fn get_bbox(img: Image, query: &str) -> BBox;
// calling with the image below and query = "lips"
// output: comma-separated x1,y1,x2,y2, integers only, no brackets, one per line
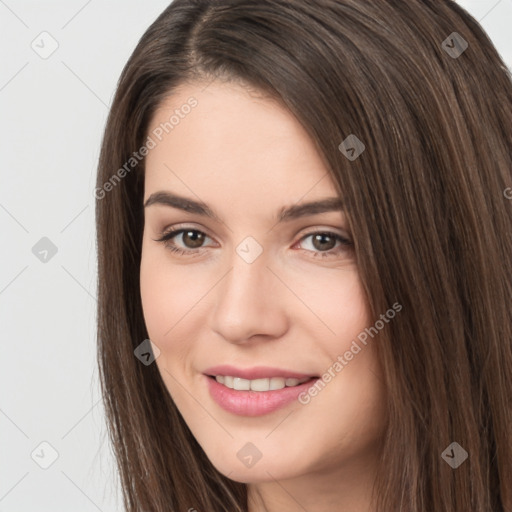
205,374,320,416
202,365,320,416
203,364,318,380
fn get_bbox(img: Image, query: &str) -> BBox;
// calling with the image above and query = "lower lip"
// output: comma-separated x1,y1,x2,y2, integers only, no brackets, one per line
205,375,319,416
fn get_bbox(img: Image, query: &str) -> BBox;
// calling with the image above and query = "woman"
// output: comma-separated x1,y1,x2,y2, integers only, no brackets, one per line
95,1,512,510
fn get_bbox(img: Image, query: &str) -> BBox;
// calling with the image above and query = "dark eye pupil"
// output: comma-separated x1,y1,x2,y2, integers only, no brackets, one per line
183,230,204,248
312,233,335,251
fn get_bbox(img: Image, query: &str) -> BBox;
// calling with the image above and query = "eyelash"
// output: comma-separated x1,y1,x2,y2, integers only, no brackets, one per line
153,227,353,259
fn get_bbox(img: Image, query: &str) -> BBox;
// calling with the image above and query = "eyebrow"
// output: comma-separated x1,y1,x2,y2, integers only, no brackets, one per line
144,191,344,223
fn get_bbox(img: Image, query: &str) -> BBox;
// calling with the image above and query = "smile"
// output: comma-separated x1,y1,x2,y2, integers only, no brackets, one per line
211,375,312,391
205,374,320,416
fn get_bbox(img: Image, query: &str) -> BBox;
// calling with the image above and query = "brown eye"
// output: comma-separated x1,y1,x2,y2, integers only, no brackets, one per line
181,230,206,248
297,231,353,259
311,233,337,251
154,228,213,256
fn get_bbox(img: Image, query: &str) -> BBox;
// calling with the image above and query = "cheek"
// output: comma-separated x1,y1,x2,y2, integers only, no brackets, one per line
327,273,369,330
140,245,198,338
139,247,197,405
290,265,370,348
139,243,217,382
140,252,172,339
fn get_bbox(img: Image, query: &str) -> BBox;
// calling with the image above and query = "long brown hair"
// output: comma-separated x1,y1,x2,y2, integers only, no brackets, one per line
95,1,512,510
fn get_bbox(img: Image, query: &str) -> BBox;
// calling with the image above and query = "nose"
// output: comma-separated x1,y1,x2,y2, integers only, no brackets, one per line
210,248,289,344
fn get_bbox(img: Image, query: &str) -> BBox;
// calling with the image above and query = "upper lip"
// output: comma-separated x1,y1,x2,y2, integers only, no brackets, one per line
203,364,318,380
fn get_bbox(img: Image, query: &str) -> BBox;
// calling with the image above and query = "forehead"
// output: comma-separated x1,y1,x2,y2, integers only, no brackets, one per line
143,80,339,213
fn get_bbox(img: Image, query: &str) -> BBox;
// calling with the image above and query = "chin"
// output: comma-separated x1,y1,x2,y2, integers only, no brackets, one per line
207,451,304,484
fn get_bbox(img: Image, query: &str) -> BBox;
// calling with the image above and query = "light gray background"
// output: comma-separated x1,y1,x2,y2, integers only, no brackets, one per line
1,1,511,510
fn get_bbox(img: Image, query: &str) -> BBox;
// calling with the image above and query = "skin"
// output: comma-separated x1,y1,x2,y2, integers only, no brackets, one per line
140,79,387,512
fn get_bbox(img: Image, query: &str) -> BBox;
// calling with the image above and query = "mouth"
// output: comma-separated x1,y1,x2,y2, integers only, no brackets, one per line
206,374,315,392
202,365,320,416
204,371,320,416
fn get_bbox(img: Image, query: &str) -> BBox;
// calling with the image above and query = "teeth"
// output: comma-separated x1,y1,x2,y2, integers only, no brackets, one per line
214,375,311,391
251,378,272,391
270,377,286,390
233,377,251,391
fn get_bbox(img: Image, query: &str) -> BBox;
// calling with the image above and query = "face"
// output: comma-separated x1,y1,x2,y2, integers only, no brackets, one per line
140,79,387,485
